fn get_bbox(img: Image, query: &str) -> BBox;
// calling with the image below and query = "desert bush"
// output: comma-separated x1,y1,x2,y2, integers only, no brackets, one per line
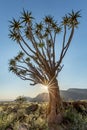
0,101,87,130
64,106,87,130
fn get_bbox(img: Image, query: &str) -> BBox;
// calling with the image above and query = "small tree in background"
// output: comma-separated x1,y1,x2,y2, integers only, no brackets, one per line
15,96,27,104
9,10,80,129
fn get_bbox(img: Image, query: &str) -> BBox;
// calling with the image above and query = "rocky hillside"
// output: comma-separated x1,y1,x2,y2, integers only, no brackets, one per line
61,88,87,101
26,88,87,102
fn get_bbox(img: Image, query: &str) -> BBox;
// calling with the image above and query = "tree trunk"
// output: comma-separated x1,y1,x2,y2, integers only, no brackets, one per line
47,78,63,130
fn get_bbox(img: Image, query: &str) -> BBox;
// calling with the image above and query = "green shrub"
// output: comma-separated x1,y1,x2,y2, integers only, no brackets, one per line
64,106,87,130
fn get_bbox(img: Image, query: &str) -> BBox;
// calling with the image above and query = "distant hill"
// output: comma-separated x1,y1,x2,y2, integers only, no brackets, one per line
32,93,49,102
24,96,33,102
26,88,87,102
1,88,87,102
61,88,87,101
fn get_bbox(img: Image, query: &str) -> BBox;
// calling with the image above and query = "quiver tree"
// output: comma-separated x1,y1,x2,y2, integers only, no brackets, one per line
9,10,80,128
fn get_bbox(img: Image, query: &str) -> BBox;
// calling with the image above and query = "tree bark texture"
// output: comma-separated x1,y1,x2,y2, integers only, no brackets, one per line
47,79,63,130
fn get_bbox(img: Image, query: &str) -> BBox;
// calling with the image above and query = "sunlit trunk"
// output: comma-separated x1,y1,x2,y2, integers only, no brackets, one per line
47,78,63,130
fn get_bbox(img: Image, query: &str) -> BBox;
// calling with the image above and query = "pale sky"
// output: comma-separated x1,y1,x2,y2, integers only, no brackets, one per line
0,0,87,100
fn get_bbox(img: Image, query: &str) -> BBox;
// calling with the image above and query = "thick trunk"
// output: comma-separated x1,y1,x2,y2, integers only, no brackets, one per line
47,79,63,130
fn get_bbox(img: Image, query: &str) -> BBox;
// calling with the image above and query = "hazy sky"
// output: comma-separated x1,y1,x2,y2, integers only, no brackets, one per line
0,0,87,100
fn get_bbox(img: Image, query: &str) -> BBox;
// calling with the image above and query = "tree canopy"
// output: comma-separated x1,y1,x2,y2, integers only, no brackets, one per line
9,10,80,86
